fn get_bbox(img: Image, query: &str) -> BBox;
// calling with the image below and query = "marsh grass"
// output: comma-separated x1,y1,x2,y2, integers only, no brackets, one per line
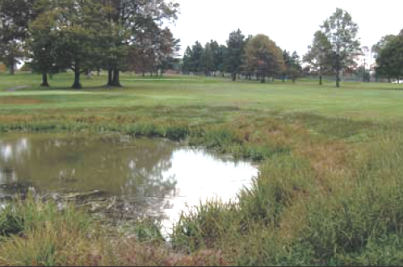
2,111,403,266
3,73,403,265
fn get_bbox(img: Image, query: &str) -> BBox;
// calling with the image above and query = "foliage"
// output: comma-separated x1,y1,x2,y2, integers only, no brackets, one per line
304,30,333,85
283,51,302,83
0,0,38,74
224,29,245,81
127,20,180,77
321,8,361,87
376,32,403,81
100,0,179,86
243,34,285,83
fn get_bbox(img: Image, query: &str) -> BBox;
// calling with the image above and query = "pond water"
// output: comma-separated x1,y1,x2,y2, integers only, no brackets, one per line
0,134,258,236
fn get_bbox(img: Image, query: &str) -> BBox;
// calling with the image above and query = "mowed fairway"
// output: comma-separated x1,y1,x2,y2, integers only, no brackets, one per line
1,72,403,120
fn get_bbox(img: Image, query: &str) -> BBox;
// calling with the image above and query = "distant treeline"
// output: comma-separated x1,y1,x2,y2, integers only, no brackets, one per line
182,30,302,83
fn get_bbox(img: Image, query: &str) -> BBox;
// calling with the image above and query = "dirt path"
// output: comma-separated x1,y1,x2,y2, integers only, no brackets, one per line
6,85,30,92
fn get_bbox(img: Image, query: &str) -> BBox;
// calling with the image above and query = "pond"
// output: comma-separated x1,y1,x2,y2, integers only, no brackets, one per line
0,134,258,237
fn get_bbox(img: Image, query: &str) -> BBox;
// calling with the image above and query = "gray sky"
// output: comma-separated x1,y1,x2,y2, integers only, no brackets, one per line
170,0,403,58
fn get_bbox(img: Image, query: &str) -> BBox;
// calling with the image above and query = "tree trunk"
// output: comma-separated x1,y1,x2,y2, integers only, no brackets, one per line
107,69,113,86
261,75,265,83
336,53,341,88
41,72,49,87
232,73,236,81
10,57,15,75
319,74,323,86
336,70,340,88
72,66,82,89
112,68,121,87
142,72,145,77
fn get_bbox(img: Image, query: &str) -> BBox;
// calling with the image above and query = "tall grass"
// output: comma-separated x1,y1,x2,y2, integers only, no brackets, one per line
2,94,403,265
168,130,403,266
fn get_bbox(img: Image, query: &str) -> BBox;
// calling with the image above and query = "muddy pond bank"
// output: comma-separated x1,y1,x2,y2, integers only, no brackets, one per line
0,134,258,236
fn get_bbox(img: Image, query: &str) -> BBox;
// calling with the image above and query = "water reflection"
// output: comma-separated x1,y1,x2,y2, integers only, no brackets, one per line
0,135,258,236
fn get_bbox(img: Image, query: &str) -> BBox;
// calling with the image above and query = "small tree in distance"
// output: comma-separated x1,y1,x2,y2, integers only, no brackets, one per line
321,8,361,88
225,29,245,81
304,30,332,85
243,34,285,83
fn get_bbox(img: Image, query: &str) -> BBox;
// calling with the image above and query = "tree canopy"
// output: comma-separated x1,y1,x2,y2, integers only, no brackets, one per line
303,30,332,85
243,34,285,83
376,32,403,81
321,8,361,87
225,29,245,81
0,0,180,88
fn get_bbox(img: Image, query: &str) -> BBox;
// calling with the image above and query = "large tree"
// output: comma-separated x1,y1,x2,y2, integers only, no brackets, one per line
225,29,245,81
303,30,332,85
321,8,361,87
156,27,180,76
243,34,285,83
373,34,398,82
376,32,403,82
100,0,179,87
34,0,109,89
28,11,57,86
128,22,179,77
0,0,38,74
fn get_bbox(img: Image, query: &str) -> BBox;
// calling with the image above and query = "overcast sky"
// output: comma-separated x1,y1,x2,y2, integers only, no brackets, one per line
170,0,402,58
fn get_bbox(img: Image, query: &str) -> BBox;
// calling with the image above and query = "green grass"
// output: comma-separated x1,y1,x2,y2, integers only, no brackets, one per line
1,72,403,119
2,72,403,265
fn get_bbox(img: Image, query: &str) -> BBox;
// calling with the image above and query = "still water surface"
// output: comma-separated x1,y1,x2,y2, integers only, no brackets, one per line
0,134,258,236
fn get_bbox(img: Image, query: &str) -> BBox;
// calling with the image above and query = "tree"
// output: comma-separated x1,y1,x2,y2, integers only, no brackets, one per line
243,34,285,83
376,32,403,82
156,28,180,76
209,40,220,76
34,0,109,89
202,42,213,76
304,30,332,85
288,51,302,83
0,0,38,74
28,12,56,86
321,8,361,87
373,34,397,82
182,46,192,74
100,0,179,87
225,29,245,81
127,18,159,77
190,41,204,74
